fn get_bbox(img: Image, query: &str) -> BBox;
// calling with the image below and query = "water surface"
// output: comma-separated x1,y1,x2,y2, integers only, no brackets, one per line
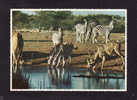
22,66,125,90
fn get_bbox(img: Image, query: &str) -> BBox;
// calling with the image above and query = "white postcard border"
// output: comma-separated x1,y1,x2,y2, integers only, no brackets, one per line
10,9,127,92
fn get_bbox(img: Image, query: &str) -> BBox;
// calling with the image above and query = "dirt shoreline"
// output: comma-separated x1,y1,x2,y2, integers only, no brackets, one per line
21,32,125,73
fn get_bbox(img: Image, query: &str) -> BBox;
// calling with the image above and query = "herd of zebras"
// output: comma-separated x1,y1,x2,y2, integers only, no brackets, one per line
12,17,125,74
75,19,114,44
48,18,124,72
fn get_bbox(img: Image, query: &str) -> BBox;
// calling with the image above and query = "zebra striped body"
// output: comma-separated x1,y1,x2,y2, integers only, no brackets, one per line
48,43,77,68
85,21,97,41
75,19,87,43
92,20,114,44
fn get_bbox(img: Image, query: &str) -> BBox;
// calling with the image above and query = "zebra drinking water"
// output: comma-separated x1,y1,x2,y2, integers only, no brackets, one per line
48,42,78,68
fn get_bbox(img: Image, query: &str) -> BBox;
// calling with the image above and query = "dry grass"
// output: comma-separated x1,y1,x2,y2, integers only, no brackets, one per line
21,31,126,72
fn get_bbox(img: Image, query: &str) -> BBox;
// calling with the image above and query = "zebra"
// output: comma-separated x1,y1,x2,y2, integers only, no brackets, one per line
52,27,64,46
61,42,78,67
75,19,88,43
92,20,114,44
48,44,63,68
48,42,78,68
85,21,97,42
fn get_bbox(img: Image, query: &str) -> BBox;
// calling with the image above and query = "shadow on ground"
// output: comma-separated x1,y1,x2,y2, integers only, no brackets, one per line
23,51,88,60
71,53,88,57
22,51,49,60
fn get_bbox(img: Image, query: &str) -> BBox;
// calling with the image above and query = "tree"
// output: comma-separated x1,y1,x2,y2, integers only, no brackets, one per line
12,11,125,33
35,11,73,30
12,11,29,29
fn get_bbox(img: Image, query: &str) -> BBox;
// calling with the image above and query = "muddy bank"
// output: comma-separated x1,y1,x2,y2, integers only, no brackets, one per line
21,32,125,73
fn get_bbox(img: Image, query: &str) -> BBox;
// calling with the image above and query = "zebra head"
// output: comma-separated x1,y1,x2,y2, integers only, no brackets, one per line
111,16,118,24
83,19,87,22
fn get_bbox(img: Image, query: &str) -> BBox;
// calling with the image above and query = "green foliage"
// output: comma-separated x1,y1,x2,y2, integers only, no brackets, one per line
13,11,29,29
112,16,125,33
12,11,125,33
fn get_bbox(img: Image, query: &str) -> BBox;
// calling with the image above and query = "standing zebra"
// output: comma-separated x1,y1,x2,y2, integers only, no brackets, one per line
92,20,114,44
85,21,97,42
75,19,88,43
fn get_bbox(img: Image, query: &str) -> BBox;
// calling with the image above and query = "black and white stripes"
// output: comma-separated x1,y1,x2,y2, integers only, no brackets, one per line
92,20,114,44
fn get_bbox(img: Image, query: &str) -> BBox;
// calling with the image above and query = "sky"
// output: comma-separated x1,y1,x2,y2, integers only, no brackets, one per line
72,11,125,16
21,10,125,16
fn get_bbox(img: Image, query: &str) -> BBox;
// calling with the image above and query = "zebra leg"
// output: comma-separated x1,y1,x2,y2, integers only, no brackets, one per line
79,33,82,43
83,34,85,43
52,58,56,67
92,33,97,44
105,32,110,43
76,32,78,43
105,35,108,44
56,56,61,68
62,57,66,67
81,34,84,43
85,31,88,41
107,33,111,42
78,36,80,43
68,56,71,64
48,56,52,65
52,54,59,67
78,33,81,43
83,33,87,43
85,31,90,42
77,32,81,43
81,33,85,43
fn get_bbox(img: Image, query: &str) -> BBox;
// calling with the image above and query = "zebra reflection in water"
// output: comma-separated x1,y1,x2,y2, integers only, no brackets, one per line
48,68,71,88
